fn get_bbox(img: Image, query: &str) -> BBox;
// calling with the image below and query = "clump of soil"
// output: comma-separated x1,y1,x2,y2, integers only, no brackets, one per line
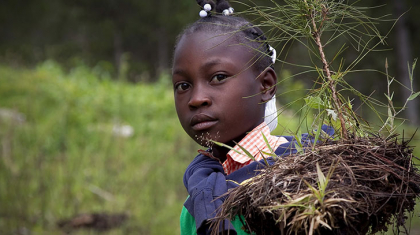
212,135,420,235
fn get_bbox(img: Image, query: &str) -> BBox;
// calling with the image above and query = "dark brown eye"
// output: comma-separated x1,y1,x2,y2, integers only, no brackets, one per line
175,82,191,92
210,74,228,84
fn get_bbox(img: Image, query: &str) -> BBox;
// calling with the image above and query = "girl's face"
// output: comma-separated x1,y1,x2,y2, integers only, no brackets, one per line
172,31,267,146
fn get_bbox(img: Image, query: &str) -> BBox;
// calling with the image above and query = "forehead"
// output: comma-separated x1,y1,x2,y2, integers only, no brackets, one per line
173,31,257,70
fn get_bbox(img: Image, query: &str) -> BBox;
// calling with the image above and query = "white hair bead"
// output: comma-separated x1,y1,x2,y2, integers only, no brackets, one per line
269,45,276,64
203,3,212,12
222,7,234,16
199,10,208,18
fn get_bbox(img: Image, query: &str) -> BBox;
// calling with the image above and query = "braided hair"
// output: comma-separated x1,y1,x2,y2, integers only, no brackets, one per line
175,0,275,73
174,0,278,132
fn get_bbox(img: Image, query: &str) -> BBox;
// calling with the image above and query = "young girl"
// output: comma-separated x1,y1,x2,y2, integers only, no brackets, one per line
172,0,312,234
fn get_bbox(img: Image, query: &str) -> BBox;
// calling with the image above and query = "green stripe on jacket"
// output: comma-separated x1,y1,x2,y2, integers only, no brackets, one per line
180,205,252,235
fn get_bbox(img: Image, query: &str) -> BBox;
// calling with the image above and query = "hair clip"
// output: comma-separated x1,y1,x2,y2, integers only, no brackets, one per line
268,45,276,64
222,7,234,16
199,3,212,18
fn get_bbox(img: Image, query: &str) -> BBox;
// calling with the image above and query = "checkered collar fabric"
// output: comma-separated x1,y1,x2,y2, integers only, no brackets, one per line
222,122,288,175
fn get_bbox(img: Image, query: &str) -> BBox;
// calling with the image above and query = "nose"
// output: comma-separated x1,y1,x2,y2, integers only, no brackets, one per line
188,86,212,109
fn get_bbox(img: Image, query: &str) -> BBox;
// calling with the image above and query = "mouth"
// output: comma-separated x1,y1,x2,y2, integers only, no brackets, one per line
190,114,218,131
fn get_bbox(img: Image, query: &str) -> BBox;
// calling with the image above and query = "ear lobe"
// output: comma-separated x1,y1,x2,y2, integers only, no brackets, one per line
259,67,277,102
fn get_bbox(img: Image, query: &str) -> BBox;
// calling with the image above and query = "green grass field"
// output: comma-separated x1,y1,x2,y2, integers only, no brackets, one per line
0,61,197,234
0,61,419,234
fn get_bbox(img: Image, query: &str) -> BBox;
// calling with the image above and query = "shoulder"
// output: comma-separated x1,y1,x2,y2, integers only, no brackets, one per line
274,125,335,156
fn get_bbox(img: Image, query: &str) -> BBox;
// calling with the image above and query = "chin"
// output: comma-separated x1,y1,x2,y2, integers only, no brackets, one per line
190,130,221,147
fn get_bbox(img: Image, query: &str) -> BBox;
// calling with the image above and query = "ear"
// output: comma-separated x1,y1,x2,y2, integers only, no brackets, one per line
258,67,277,102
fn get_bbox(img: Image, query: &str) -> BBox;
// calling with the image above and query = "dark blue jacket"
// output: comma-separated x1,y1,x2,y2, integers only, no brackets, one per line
183,125,334,235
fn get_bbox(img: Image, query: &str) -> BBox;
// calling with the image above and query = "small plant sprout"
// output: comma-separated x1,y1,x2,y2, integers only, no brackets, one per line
380,58,419,136
237,0,406,138
259,162,353,235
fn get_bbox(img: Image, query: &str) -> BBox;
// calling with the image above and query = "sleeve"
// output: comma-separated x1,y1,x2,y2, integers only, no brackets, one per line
183,154,237,235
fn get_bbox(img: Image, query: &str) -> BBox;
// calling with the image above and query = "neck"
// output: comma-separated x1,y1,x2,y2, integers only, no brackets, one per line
210,132,247,163
209,120,266,162
211,144,231,163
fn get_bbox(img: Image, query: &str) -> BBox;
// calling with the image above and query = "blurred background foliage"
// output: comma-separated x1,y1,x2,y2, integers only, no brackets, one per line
0,0,420,234
1,0,420,123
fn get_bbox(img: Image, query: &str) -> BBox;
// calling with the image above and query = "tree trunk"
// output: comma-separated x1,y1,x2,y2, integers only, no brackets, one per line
114,29,123,79
155,0,170,79
156,27,169,78
394,0,418,125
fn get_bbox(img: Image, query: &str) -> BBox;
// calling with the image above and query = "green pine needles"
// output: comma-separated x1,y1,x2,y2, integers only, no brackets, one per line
237,0,416,138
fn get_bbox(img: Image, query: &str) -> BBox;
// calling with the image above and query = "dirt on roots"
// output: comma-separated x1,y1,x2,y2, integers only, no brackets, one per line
212,134,420,235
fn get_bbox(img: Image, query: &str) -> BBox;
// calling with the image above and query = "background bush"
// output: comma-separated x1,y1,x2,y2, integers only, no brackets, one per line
0,61,196,234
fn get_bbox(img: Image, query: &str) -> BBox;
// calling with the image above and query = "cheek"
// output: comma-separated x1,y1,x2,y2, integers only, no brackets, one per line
229,87,261,109
220,96,262,126
174,98,188,123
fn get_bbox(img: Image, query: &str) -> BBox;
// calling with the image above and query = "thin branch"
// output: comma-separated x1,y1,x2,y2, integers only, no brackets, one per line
310,4,348,138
